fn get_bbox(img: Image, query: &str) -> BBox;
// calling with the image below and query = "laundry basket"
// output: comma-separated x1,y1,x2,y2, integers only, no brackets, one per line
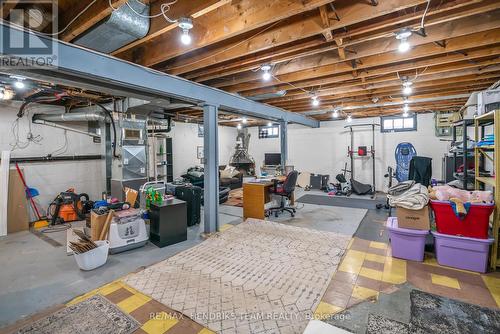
429,200,494,239
73,240,109,271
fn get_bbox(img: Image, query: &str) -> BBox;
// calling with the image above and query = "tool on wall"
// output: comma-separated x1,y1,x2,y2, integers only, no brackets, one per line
14,163,44,222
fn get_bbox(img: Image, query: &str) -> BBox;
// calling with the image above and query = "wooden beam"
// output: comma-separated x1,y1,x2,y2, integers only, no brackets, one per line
162,0,428,75
217,16,500,93
184,0,496,82
319,5,333,41
116,0,337,66
59,0,127,42
1,0,19,19
111,0,230,55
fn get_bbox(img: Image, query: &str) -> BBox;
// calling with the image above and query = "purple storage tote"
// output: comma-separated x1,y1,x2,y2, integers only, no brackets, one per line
387,217,428,262
432,231,493,273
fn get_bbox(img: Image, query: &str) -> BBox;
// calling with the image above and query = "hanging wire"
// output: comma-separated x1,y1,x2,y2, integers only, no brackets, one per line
110,0,179,23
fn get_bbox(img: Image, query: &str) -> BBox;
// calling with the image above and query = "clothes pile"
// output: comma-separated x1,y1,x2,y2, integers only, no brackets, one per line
388,181,429,210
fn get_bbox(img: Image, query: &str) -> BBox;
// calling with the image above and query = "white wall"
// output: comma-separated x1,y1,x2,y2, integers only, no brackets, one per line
0,101,104,212
0,101,239,214
169,122,237,179
248,113,450,192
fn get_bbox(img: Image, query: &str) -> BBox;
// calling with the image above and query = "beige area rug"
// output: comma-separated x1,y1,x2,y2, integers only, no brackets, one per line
124,219,350,334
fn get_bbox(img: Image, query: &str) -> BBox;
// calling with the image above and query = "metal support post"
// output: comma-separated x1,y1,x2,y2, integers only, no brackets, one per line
280,121,288,174
203,104,219,233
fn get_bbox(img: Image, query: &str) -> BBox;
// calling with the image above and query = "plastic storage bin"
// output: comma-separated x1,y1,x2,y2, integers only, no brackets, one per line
429,200,494,239
432,231,493,273
387,217,428,261
73,240,109,271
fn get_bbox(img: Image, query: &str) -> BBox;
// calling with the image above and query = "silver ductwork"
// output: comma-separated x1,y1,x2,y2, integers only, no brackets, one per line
32,111,106,122
247,90,287,101
73,0,150,53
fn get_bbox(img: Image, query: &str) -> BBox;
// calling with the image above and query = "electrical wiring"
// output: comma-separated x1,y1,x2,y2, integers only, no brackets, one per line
166,19,285,71
95,103,120,159
49,130,69,156
412,0,431,32
110,0,179,23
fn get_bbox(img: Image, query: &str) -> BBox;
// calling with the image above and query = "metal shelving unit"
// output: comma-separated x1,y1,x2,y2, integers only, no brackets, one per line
475,108,500,269
450,119,475,190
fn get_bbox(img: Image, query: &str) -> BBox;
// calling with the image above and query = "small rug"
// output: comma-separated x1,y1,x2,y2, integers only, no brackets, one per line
297,194,386,210
124,219,350,334
223,188,243,207
410,290,500,333
366,314,409,334
15,295,139,334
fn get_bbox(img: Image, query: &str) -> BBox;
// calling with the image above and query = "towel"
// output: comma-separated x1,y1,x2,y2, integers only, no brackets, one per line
388,183,429,210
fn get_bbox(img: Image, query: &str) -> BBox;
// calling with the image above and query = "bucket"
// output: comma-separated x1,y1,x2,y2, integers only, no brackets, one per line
73,240,109,271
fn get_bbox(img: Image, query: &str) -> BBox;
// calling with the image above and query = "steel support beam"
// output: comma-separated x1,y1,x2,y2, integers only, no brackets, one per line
0,22,319,128
203,104,219,233
280,121,288,173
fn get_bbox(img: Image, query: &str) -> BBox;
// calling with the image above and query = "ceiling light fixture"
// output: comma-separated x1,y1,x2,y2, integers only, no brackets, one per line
10,76,26,89
261,64,272,81
242,117,248,124
267,122,273,127
332,107,341,118
178,17,193,45
346,115,352,123
311,95,320,107
396,28,412,53
403,103,410,113
237,123,242,130
402,80,413,95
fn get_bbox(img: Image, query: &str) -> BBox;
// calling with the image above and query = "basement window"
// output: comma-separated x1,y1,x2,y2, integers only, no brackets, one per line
381,114,417,133
259,125,280,139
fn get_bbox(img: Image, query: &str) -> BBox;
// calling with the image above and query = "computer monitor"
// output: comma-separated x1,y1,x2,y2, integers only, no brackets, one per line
264,153,281,166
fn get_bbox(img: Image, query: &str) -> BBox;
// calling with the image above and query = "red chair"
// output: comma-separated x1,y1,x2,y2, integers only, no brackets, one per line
266,170,299,218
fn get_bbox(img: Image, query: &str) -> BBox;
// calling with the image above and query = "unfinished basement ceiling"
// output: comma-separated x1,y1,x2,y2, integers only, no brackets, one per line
2,0,499,121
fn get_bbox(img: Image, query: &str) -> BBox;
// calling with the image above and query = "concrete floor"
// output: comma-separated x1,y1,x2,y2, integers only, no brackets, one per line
0,191,394,332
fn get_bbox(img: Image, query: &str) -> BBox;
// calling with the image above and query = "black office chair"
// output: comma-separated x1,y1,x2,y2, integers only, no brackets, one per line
266,170,299,218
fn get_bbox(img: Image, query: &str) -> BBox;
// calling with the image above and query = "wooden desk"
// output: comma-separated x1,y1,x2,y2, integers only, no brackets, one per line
243,181,273,220
243,179,295,220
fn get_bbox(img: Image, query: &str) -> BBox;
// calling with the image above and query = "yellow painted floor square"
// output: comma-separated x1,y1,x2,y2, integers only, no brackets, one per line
431,274,461,289
198,329,217,334
117,294,151,313
359,267,383,281
369,241,388,250
351,285,379,300
338,250,366,274
141,312,179,334
314,301,343,320
219,224,234,232
482,276,500,307
382,258,407,284
365,253,386,264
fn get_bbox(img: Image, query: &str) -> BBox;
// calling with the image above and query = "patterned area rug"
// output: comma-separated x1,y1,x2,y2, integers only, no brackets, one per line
124,219,350,334
15,295,139,334
223,188,243,207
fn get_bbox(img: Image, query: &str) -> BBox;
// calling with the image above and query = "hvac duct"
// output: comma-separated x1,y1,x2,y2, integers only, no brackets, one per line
73,0,150,53
32,111,106,122
247,90,287,101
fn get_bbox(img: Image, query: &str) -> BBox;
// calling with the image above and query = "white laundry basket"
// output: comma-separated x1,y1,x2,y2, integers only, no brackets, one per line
73,240,110,271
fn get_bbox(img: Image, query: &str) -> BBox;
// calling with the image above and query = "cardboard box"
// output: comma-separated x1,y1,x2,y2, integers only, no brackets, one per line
90,211,108,241
396,206,430,230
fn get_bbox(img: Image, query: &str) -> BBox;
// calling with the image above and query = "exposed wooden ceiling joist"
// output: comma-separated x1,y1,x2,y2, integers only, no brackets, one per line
116,0,339,66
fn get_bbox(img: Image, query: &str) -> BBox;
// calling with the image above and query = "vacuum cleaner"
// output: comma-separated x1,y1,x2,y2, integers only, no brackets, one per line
47,189,92,225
